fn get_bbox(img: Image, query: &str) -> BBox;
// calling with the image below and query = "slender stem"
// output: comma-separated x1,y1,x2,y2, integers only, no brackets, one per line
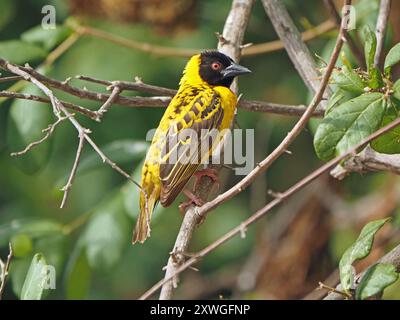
0,243,13,300
324,0,365,68
75,20,335,58
374,0,391,68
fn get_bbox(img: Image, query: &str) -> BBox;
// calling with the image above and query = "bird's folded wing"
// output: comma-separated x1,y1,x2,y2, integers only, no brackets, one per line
159,91,224,206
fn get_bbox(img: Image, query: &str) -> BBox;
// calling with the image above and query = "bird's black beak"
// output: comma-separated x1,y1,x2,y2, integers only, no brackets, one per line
221,62,251,79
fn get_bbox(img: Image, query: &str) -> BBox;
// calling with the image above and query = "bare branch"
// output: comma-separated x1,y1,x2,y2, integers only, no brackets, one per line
60,130,86,209
1,68,320,117
262,0,332,101
0,59,142,209
0,91,99,120
0,243,13,300
244,20,335,56
324,0,365,68
374,0,391,68
0,76,23,83
10,115,69,157
75,75,177,96
96,85,121,119
330,146,400,180
74,20,335,58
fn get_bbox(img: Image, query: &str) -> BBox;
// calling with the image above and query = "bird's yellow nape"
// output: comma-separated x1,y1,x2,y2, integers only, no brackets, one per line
179,54,205,86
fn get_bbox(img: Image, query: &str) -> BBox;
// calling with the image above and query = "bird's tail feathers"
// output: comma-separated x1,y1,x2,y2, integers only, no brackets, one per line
132,185,159,244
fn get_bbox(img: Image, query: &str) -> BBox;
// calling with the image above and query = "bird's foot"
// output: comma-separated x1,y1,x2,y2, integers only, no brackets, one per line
179,189,205,214
193,168,219,192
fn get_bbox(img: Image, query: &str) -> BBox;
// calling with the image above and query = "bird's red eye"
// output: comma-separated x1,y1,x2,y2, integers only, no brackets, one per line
211,62,222,70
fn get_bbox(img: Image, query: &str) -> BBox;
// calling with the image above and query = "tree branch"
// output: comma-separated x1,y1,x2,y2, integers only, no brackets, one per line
330,146,400,179
262,0,332,101
0,243,13,300
60,130,86,208
323,0,365,68
0,59,142,209
74,19,335,58
1,73,324,118
374,0,391,68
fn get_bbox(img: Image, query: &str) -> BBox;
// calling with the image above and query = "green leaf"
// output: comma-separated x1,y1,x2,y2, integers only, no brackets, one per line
20,253,48,300
371,101,400,154
64,242,91,300
9,257,31,298
364,26,377,72
7,84,53,173
325,89,358,114
11,233,33,258
332,67,365,94
84,193,130,270
0,219,64,246
0,40,47,64
368,67,384,89
339,218,390,293
0,0,16,32
356,263,399,300
384,43,400,74
21,25,73,51
314,93,386,161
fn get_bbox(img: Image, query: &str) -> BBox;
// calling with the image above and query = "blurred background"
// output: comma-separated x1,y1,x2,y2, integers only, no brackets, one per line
0,0,399,299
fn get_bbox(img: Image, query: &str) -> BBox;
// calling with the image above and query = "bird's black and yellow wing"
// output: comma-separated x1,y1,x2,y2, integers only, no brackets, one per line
159,90,224,207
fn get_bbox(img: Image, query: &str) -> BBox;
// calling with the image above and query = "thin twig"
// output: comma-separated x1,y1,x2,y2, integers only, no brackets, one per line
96,85,121,119
74,20,335,58
330,146,400,179
0,243,13,300
318,282,352,299
1,69,325,118
0,76,23,83
60,130,86,208
262,0,332,101
44,32,81,67
76,75,177,96
139,102,400,300
0,91,99,120
10,115,69,156
374,0,391,68
0,59,142,207
323,0,365,68
140,0,352,299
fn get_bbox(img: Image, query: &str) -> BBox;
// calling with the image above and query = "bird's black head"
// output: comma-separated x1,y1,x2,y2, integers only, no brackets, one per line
199,51,251,87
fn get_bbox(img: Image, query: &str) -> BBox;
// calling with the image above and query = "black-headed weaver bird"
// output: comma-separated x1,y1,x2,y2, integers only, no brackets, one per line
133,51,251,244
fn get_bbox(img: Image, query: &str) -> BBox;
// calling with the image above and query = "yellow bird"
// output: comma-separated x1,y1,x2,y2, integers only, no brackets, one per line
133,51,251,244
